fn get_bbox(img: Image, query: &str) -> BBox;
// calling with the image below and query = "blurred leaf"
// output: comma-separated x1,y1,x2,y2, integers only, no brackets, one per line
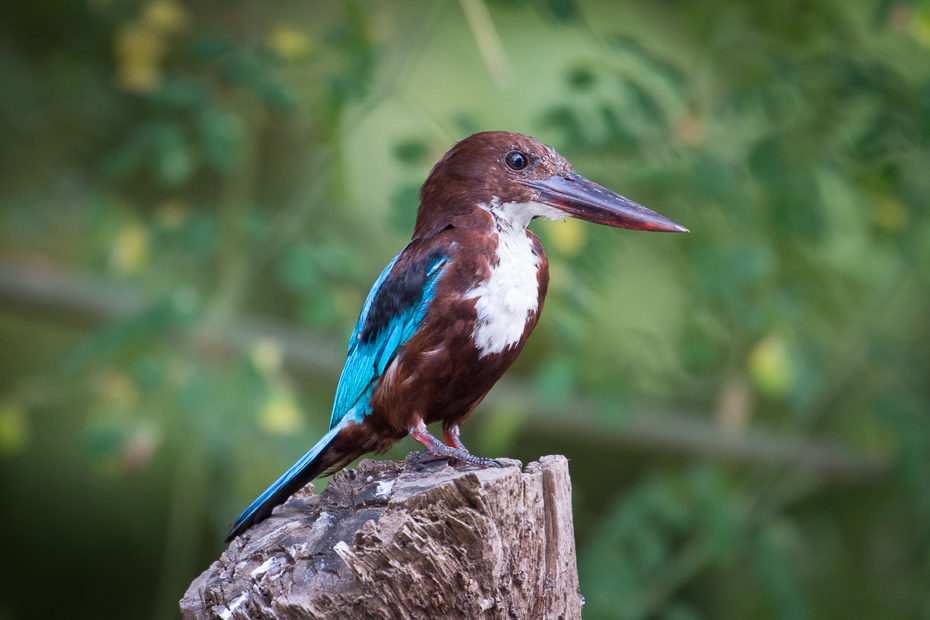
877,394,930,514
453,112,482,136
540,0,579,22
391,183,420,235
251,338,284,376
258,390,303,435
188,32,234,62
154,199,190,229
624,79,669,132
267,25,314,60
600,105,641,155
566,64,596,91
326,4,375,105
110,220,151,274
278,243,323,294
753,520,810,620
921,78,930,140
748,334,794,398
681,312,727,376
93,370,141,409
608,34,687,100
540,105,588,147
131,355,167,390
480,403,528,456
301,294,338,327
872,194,909,232
101,124,155,179
115,21,166,94
142,0,192,35
261,81,298,112
198,108,246,172
393,139,429,165
83,422,125,465
691,467,741,561
533,355,575,405
220,49,265,89
911,4,930,46
749,137,825,240
0,403,29,457
545,217,586,256
661,603,703,620
151,78,210,110
151,122,195,185
182,210,218,258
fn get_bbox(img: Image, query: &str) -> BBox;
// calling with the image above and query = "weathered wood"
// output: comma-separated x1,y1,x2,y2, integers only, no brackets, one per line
180,454,581,620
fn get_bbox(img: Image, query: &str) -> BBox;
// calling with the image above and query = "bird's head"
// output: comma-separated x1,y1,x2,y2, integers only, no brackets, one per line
414,131,687,238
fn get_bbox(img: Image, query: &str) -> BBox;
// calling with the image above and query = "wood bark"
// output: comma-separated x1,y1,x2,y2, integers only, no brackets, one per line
180,454,581,620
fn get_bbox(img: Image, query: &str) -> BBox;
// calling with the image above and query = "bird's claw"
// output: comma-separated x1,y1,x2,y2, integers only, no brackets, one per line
412,450,449,465
411,448,502,469
469,456,503,468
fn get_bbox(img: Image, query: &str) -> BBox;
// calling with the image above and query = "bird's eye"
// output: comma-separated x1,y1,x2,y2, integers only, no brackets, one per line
505,151,528,171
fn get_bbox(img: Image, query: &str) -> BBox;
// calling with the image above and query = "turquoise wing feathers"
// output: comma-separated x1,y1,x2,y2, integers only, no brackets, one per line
329,244,450,429
225,243,450,542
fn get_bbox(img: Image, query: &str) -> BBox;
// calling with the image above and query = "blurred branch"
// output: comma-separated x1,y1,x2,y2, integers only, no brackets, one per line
515,392,885,482
459,0,512,87
0,260,146,323
0,260,885,481
0,260,344,374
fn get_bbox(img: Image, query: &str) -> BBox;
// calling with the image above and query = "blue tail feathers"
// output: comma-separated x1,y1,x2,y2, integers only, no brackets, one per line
224,418,349,543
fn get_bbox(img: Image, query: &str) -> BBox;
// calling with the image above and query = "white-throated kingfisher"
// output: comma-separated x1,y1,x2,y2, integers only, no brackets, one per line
225,131,687,542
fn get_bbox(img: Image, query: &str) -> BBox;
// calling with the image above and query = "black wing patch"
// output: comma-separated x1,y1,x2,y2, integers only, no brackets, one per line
358,247,447,345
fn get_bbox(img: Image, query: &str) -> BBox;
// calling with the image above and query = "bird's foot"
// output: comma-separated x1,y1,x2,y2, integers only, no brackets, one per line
412,450,449,465
409,422,502,469
413,447,502,468
458,451,503,468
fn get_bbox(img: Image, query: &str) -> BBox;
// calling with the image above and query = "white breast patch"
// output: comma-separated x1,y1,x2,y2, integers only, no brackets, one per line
465,200,554,357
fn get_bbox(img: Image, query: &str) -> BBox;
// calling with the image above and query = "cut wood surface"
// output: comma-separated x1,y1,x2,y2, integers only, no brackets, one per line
180,454,581,620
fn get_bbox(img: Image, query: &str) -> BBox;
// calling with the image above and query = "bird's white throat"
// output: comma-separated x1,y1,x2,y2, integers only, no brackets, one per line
466,200,557,357
485,198,568,229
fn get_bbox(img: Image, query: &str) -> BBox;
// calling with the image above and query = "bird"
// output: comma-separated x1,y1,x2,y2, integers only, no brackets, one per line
225,131,687,542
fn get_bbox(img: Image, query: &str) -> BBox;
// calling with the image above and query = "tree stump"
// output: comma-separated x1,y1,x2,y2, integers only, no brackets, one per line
180,454,581,620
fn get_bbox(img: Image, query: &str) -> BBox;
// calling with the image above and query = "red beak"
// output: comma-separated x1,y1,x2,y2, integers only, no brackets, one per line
523,173,688,233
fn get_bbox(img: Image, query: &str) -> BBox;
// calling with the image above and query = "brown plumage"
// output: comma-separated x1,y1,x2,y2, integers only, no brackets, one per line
225,131,686,542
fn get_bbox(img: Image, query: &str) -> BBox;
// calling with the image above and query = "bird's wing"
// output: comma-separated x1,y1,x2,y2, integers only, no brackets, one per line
330,243,450,429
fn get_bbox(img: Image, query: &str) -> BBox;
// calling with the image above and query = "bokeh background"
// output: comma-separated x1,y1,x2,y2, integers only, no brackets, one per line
1,0,929,618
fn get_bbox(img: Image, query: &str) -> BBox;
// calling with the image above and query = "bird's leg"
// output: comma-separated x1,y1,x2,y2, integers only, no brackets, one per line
409,420,501,468
442,424,466,451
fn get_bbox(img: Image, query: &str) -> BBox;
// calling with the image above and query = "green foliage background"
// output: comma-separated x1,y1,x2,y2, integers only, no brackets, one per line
1,0,929,618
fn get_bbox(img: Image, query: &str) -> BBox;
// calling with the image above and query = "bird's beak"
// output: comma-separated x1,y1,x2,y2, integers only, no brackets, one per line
523,173,688,233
